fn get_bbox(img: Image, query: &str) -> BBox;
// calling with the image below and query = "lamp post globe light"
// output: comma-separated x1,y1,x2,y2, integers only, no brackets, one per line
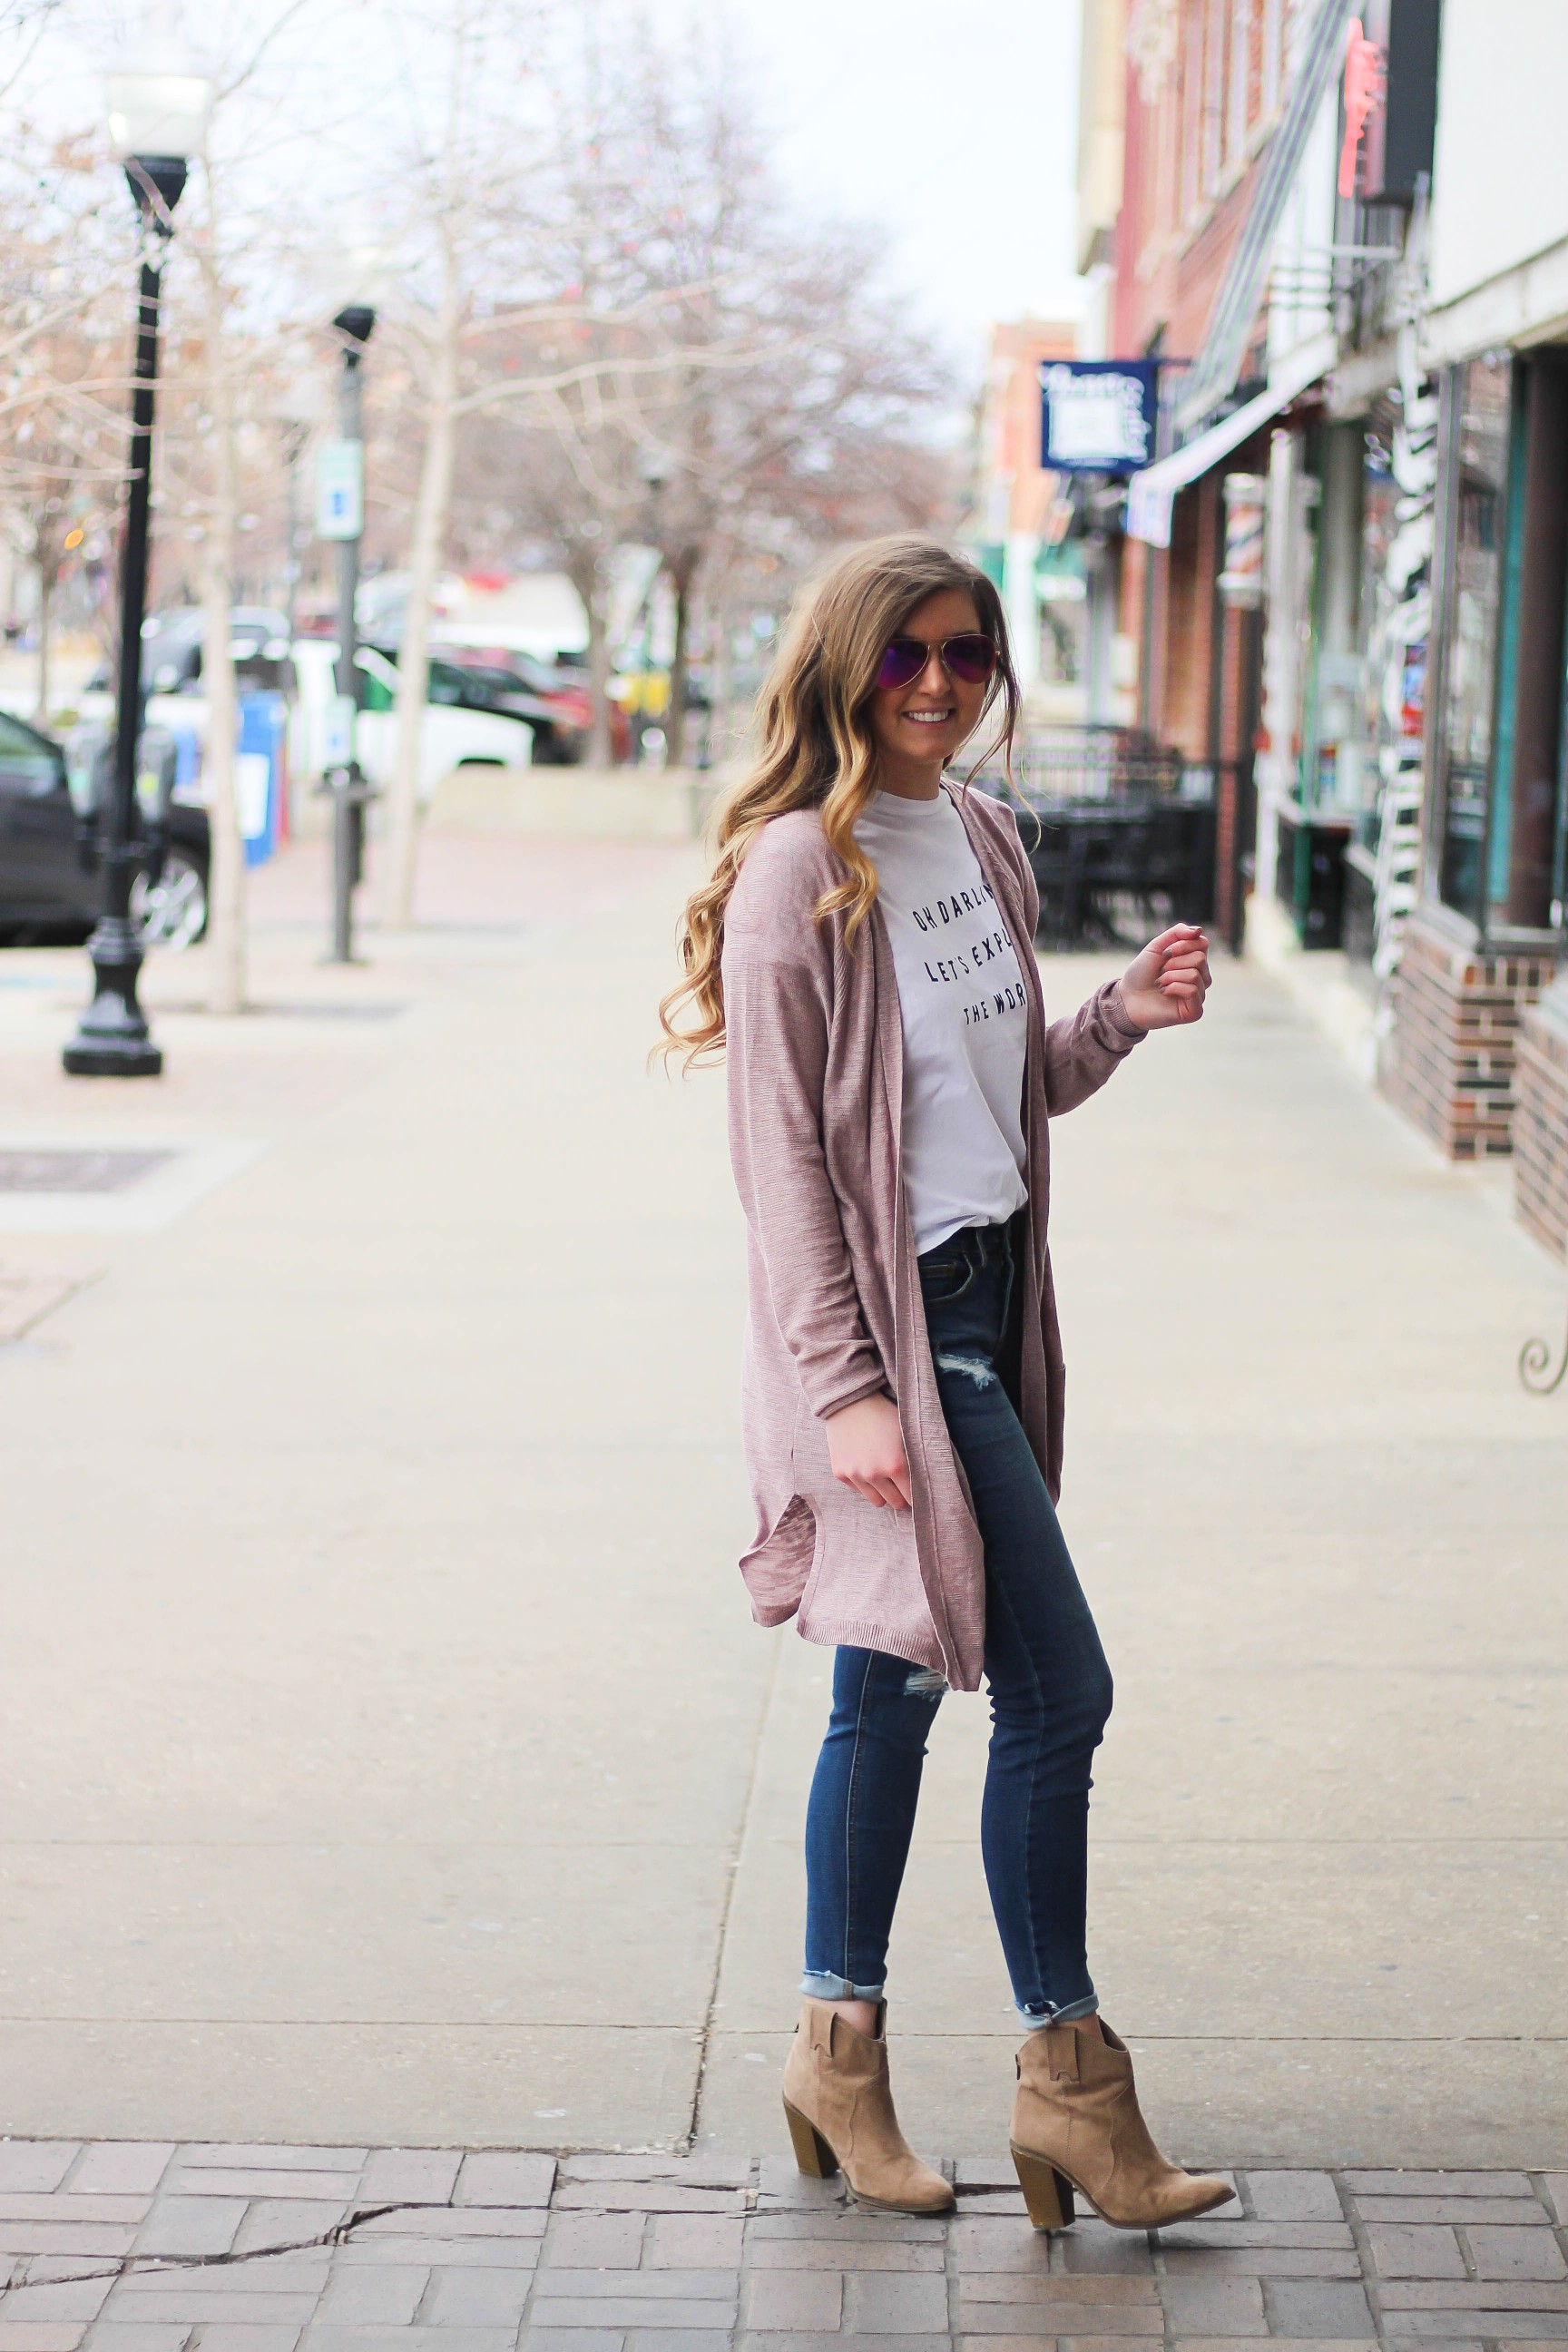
63,55,211,1078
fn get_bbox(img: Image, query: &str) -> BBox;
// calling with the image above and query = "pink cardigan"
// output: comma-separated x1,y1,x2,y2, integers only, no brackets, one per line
721,781,1144,1693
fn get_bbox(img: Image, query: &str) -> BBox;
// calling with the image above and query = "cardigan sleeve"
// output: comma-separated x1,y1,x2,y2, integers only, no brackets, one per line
722,842,887,1424
972,791,1145,1119
1043,977,1146,1115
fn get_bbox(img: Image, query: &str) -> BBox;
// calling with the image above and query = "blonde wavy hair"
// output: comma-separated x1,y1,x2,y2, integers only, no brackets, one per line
658,534,1019,1067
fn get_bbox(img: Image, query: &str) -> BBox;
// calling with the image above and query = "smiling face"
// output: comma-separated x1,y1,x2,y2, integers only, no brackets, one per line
865,586,993,799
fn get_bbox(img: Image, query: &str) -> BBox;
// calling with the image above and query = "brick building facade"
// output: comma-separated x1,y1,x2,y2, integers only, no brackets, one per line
1077,0,1568,1263
1083,0,1308,948
1376,9,1568,1254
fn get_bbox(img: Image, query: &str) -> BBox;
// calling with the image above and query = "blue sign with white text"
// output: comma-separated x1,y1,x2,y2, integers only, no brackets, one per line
1040,360,1160,476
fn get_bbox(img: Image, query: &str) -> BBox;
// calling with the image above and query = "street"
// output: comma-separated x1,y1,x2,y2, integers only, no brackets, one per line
0,836,1563,2169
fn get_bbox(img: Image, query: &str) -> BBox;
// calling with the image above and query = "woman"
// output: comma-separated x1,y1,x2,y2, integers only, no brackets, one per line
661,536,1230,2233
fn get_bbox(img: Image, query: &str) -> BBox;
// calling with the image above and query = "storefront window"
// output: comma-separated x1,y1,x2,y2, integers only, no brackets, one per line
1436,357,1512,923
1488,348,1568,932
1432,348,1568,936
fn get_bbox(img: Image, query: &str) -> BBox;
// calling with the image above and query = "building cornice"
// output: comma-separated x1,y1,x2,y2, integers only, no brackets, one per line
1423,234,1568,368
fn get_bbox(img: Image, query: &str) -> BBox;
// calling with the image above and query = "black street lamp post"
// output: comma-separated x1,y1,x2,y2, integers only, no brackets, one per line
65,60,208,1076
325,304,376,964
64,157,190,1075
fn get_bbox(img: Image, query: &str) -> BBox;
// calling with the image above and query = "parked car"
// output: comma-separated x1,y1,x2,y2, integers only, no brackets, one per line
432,644,633,763
609,663,712,765
290,642,537,797
79,607,295,711
142,606,293,695
0,709,209,948
365,645,570,763
425,656,585,764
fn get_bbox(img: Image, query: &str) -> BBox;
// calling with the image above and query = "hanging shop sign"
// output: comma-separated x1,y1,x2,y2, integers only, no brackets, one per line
1039,360,1160,475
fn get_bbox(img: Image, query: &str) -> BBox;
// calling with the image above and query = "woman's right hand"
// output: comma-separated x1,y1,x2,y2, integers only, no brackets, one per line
826,1394,911,1510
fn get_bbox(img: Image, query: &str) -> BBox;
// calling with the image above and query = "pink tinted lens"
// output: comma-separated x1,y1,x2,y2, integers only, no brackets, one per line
944,633,998,683
876,637,928,691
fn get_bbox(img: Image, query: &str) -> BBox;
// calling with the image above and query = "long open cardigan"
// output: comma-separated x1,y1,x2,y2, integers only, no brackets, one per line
721,780,1143,1693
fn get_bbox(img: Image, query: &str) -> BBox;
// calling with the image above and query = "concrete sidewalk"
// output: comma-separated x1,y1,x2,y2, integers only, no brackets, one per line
0,838,1563,2166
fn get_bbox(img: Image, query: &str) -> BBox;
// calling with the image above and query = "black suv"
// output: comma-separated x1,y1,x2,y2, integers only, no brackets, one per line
0,708,210,948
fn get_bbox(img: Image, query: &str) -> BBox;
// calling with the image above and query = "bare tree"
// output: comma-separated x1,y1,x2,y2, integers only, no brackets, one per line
136,0,327,1013
368,1,754,916
0,131,130,717
8,0,955,960
187,187,245,1012
369,0,550,930
494,18,951,766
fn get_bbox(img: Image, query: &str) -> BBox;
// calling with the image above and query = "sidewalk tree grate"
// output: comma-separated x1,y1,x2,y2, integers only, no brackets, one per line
0,1148,177,1193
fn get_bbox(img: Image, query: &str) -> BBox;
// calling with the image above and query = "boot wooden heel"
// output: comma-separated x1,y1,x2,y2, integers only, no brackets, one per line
779,2000,951,2211
783,2097,840,2179
1010,2019,1233,2230
1011,2143,1076,2230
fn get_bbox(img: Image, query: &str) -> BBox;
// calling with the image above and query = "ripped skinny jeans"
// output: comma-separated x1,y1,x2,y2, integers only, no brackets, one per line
801,1211,1113,2027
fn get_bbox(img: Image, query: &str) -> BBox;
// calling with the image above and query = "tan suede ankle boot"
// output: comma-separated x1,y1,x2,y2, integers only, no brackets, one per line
1010,2018,1235,2230
780,1998,953,2214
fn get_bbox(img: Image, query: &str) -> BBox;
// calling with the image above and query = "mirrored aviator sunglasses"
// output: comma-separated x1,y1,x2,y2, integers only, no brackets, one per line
876,632,1000,692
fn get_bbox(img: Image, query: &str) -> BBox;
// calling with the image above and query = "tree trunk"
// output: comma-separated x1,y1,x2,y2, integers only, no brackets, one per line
574,556,612,767
381,261,460,929
664,554,698,769
708,554,733,769
34,563,51,724
201,243,245,1016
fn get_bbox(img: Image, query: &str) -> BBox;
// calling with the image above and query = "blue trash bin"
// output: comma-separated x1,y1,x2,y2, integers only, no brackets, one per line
238,691,287,867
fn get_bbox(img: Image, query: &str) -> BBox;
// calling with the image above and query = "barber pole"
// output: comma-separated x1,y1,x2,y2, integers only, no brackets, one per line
1219,473,1267,609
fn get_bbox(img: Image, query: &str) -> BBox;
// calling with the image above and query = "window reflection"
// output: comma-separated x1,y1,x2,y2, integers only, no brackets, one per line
1438,357,1511,924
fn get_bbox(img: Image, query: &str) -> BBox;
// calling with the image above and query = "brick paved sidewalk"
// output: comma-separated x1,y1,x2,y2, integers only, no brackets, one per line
1,2144,1564,2352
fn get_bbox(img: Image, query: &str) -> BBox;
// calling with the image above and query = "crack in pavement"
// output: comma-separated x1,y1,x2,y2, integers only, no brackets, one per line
24,2200,440,2289
22,2168,1044,2298
683,1632,782,2155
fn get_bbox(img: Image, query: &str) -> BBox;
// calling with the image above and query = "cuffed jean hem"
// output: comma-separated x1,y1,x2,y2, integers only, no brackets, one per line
801,1970,886,2002
1016,1990,1099,2028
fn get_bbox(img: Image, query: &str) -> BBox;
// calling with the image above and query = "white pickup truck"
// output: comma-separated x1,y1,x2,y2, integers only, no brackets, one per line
291,642,534,799
74,628,539,807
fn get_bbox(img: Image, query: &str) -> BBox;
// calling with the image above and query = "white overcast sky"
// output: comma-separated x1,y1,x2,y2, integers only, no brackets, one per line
650,0,1087,378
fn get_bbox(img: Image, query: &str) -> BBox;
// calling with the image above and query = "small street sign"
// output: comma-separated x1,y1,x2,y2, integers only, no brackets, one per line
322,692,357,769
316,439,364,540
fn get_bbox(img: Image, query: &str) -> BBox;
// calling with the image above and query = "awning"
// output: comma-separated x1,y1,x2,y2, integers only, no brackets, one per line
1173,0,1353,434
1124,335,1332,548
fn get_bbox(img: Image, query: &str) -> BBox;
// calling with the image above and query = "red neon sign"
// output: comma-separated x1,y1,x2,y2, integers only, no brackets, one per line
1338,17,1386,201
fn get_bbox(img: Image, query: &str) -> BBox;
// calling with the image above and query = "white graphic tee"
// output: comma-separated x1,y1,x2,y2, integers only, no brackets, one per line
854,786,1030,1256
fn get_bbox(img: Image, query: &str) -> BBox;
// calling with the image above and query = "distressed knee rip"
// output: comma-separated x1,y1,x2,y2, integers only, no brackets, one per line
935,1351,997,1389
903,1666,949,1700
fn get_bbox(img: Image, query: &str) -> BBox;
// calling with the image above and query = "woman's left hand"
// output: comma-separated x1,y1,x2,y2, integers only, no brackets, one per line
1119,924,1212,1032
